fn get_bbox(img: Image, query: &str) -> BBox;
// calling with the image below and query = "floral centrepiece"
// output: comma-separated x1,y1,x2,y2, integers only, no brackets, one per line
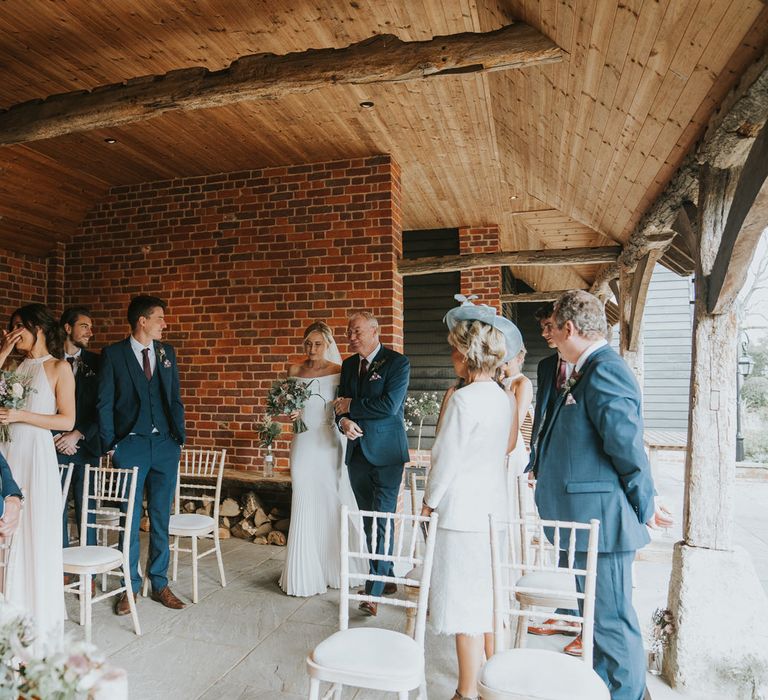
255,413,282,448
0,604,125,699
646,607,675,675
266,377,321,433
0,369,36,443
404,392,441,453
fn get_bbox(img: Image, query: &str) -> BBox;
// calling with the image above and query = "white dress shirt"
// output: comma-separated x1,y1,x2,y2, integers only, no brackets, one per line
574,339,608,373
360,343,381,371
64,348,82,376
130,335,156,375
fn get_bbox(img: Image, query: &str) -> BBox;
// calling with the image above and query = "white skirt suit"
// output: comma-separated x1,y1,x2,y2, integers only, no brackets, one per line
424,381,512,635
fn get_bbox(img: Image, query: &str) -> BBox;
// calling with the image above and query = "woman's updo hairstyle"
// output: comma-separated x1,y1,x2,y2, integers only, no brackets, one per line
303,321,335,348
447,319,507,374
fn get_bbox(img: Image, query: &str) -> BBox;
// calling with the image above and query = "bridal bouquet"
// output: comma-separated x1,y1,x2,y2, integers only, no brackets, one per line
0,604,126,699
266,377,320,434
0,369,35,443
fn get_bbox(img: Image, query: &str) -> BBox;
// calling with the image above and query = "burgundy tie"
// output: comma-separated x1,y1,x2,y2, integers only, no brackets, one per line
555,358,568,392
66,357,75,371
142,348,152,381
359,357,369,377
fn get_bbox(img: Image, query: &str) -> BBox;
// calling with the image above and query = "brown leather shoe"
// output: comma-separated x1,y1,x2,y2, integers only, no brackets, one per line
151,586,185,610
383,582,397,596
359,601,377,617
115,591,137,616
528,618,581,636
563,634,583,657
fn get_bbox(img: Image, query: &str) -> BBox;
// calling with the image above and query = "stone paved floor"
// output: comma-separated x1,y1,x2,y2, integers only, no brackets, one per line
63,454,767,699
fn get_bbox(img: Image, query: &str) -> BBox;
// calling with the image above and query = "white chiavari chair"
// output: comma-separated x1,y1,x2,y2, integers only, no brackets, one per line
63,465,141,643
306,505,438,700
59,462,74,512
142,447,226,603
478,514,608,700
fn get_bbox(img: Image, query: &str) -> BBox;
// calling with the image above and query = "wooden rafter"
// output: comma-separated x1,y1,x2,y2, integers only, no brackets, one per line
500,289,586,304
0,23,562,146
399,246,620,276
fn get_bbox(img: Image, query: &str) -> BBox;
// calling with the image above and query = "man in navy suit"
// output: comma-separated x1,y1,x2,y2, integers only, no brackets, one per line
334,311,410,616
56,307,100,548
0,454,22,537
98,295,186,615
535,290,671,700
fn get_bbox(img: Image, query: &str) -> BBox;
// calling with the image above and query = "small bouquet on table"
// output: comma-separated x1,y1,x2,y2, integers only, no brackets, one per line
646,607,675,675
255,414,282,477
404,391,441,466
266,376,320,434
0,369,35,443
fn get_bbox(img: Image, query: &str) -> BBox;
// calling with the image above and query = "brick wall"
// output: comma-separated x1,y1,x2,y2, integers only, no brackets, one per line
0,249,48,318
66,155,403,473
459,225,501,309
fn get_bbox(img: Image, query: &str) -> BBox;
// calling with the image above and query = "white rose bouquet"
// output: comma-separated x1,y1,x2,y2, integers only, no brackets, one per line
266,377,321,434
0,370,35,443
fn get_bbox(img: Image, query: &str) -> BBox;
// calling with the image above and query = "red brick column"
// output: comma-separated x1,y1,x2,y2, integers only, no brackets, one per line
459,225,501,310
0,249,47,317
66,155,402,473
46,241,66,317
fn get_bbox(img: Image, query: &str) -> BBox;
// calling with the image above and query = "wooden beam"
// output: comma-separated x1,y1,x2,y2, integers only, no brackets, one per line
0,23,563,146
500,289,586,304
627,249,665,352
399,246,620,276
707,119,768,314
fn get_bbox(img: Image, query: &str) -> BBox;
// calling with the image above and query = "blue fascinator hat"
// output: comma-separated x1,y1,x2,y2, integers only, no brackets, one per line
443,294,523,361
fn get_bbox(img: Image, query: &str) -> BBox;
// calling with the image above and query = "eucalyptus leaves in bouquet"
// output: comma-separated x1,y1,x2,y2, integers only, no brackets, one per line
404,391,441,452
266,377,321,433
256,413,282,448
0,369,35,443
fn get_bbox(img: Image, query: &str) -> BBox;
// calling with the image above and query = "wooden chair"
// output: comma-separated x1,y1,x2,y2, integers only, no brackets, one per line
142,447,227,603
63,465,141,643
306,505,438,699
0,508,20,597
59,462,74,512
478,514,608,700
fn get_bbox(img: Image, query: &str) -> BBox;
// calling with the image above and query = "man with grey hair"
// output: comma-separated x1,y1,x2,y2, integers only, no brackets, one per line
333,311,410,617
534,289,671,700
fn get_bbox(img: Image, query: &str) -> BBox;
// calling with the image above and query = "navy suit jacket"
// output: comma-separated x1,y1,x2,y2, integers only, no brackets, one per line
337,346,410,467
97,339,186,451
0,453,22,517
54,349,101,463
534,345,655,553
526,352,558,474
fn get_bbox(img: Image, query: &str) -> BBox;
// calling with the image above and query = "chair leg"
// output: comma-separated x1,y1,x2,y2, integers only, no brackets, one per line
214,532,226,588
332,683,342,699
83,573,92,643
405,586,419,638
142,572,150,598
123,565,142,636
307,678,320,700
515,606,529,649
191,535,199,604
418,679,428,700
78,576,86,627
172,535,179,581
398,692,409,700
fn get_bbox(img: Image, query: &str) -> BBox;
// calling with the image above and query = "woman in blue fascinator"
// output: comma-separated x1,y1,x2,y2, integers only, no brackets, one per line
421,295,523,700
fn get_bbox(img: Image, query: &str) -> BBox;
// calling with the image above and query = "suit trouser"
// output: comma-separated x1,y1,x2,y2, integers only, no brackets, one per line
113,434,181,593
574,549,645,700
347,446,403,597
60,460,97,547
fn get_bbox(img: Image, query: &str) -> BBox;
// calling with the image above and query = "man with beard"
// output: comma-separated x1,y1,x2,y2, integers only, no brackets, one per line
56,306,101,548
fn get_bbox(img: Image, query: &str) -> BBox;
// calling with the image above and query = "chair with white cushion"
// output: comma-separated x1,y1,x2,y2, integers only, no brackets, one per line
63,465,140,643
142,447,227,603
478,514,608,700
59,462,74,512
306,504,438,699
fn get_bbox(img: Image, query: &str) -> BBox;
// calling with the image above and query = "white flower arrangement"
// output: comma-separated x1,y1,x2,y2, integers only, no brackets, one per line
0,604,124,699
404,392,441,454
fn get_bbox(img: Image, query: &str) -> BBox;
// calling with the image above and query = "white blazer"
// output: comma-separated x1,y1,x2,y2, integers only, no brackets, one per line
425,381,511,532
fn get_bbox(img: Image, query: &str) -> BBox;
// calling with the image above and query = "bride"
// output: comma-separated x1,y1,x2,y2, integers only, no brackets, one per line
279,321,361,597
0,303,75,649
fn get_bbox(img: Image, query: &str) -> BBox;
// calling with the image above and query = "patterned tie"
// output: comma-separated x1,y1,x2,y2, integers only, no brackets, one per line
555,358,568,392
142,348,152,381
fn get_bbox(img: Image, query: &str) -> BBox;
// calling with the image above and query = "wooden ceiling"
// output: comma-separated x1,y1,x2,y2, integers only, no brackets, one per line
1,0,767,292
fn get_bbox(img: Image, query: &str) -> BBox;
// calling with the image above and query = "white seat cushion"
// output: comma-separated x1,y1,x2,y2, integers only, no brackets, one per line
405,565,422,580
516,571,578,608
169,513,214,533
312,628,423,682
481,649,609,699
63,546,122,571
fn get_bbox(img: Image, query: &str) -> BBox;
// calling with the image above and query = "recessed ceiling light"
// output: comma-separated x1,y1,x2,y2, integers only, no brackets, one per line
359,101,375,110
104,137,117,144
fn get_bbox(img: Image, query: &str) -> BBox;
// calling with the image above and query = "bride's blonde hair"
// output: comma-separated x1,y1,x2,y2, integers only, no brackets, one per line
303,321,335,349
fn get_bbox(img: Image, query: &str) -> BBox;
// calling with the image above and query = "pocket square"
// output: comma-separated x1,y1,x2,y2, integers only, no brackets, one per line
565,393,577,405
369,372,382,381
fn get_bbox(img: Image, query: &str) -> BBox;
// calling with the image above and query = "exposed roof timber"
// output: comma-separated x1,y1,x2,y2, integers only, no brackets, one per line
626,248,666,352
0,23,562,147
398,246,621,277
500,289,587,304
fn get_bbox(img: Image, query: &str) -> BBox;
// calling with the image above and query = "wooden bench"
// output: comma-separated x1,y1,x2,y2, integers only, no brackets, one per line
643,428,688,475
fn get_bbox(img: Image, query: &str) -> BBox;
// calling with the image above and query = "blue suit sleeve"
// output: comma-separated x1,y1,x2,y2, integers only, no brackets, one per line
97,347,117,452
168,346,186,444
349,354,410,420
584,360,656,524
0,455,22,500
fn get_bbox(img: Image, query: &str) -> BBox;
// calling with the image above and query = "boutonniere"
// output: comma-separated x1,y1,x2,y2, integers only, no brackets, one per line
561,369,582,397
369,358,387,373
76,357,96,378
156,346,172,369
369,372,382,381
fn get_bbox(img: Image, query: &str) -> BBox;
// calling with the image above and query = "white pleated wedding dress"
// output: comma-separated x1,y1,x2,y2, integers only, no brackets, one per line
279,373,361,597
1,355,66,652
